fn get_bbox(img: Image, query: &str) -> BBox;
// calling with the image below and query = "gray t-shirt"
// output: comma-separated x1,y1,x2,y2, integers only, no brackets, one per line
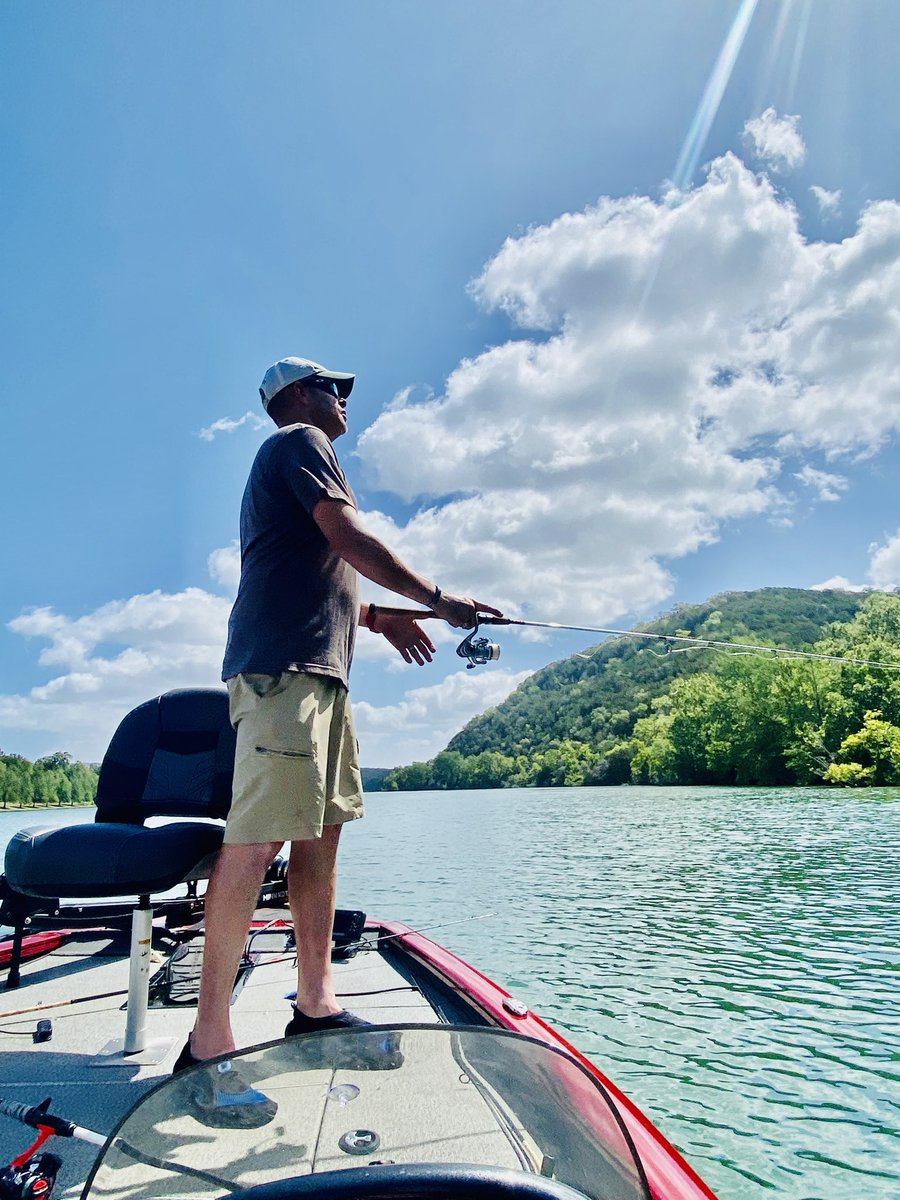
222,424,359,688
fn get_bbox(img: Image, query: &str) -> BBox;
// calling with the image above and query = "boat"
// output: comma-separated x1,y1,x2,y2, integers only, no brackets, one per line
0,905,719,1200
0,689,720,1199
0,929,69,970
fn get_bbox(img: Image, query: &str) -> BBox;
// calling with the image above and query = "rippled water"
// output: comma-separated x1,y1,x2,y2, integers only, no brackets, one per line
337,787,900,1200
3,788,898,1199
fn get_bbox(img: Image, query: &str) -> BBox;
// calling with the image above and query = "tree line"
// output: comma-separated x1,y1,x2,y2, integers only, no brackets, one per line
0,751,99,808
380,591,900,790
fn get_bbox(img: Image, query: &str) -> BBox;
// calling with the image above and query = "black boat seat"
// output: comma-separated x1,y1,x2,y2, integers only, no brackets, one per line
5,820,223,898
2,688,234,1054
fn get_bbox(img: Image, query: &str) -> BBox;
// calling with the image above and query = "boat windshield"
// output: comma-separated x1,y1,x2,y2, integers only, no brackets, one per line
81,1024,649,1200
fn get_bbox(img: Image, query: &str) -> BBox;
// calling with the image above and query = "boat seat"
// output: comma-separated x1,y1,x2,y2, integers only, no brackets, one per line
2,688,234,1055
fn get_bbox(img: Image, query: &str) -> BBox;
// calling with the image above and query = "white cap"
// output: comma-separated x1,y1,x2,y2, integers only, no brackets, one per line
259,357,355,411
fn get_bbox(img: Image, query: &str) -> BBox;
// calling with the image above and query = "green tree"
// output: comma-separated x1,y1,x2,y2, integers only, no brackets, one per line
628,711,677,784
823,710,900,785
0,755,35,806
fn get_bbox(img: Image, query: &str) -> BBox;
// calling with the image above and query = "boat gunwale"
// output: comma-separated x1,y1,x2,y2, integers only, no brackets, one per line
369,918,720,1200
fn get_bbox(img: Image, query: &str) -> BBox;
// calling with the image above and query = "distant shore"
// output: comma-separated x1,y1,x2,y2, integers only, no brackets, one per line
0,802,93,811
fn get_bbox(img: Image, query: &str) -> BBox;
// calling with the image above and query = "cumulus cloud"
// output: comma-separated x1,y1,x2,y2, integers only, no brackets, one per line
867,532,900,591
793,465,848,502
353,667,532,766
358,151,900,625
743,108,806,172
810,576,868,593
810,186,841,218
9,137,900,764
0,543,466,759
1,588,232,760
208,541,241,592
198,411,268,441
812,530,900,592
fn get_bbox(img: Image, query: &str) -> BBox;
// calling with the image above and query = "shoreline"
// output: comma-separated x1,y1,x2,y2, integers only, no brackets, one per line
0,802,94,812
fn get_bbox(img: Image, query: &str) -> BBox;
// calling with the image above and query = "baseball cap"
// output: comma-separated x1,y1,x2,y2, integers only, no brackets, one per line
259,357,355,411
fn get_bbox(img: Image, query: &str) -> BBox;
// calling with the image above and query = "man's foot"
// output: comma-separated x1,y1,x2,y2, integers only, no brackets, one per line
172,1035,201,1075
173,1034,278,1128
285,1006,404,1071
187,1059,278,1129
284,1007,372,1037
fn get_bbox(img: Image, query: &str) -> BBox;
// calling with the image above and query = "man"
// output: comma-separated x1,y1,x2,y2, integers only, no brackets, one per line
177,356,500,1088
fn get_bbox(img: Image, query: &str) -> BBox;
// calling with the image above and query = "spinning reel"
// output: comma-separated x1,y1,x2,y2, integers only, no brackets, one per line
456,619,502,669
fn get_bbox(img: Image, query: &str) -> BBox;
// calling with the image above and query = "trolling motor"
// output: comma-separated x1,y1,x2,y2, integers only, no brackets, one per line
456,620,501,669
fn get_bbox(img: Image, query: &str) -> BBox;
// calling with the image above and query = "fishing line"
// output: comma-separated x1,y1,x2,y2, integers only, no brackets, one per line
372,606,900,671
468,615,900,672
344,911,498,957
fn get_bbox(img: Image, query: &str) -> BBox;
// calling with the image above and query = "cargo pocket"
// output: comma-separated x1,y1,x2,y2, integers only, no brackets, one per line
255,746,313,760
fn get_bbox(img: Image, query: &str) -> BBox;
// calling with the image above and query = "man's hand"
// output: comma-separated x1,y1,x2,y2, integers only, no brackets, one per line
432,593,503,629
375,616,436,665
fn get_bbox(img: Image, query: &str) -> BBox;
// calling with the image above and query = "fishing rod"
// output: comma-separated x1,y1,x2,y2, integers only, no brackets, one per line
365,605,900,672
0,1096,105,1200
463,615,900,671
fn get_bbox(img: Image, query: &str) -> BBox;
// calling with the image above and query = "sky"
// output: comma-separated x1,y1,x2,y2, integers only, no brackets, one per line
2,1,900,768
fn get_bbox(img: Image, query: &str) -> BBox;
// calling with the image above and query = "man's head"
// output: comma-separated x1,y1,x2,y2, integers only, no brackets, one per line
260,357,355,439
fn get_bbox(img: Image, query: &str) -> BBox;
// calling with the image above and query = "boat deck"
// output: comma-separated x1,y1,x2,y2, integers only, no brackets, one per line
1,913,719,1200
0,910,436,1197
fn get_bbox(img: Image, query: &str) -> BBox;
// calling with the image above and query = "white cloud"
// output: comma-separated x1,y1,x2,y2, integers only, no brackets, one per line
10,136,900,765
810,576,868,593
743,108,806,172
793,465,848,502
353,667,532,766
0,546,474,760
198,411,269,441
358,151,900,626
867,532,900,591
208,541,241,592
2,588,231,760
811,530,900,592
810,185,841,218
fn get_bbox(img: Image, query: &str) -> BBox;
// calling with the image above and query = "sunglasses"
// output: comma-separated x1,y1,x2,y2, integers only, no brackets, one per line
305,376,342,399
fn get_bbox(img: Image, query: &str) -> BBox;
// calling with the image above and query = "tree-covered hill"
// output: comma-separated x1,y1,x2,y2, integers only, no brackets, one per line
447,588,863,758
382,588,900,789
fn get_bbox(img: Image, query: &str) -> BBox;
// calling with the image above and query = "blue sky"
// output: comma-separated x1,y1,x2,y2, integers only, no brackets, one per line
3,1,900,767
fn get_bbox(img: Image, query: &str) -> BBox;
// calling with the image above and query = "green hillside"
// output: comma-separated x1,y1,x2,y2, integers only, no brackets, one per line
448,588,863,756
361,767,392,791
383,588,900,789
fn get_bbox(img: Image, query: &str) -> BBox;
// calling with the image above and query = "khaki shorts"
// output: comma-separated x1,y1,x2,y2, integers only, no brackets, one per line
225,671,364,844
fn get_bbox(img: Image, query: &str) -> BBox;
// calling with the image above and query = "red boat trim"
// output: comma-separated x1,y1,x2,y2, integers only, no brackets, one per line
0,930,69,968
370,919,719,1200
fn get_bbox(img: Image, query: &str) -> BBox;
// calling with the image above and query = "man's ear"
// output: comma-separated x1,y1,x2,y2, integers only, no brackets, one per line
269,385,305,425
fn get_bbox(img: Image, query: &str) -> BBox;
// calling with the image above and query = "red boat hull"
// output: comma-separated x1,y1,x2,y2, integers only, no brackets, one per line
0,930,68,968
371,918,719,1200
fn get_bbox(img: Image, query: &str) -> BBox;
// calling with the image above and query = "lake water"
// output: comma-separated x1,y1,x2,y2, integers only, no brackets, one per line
2,786,898,1200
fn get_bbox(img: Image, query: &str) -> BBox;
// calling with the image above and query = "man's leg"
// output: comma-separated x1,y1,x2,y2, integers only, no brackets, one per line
288,823,343,1017
191,840,281,1060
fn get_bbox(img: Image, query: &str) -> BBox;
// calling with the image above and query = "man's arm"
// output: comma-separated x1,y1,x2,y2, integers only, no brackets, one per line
313,498,501,628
